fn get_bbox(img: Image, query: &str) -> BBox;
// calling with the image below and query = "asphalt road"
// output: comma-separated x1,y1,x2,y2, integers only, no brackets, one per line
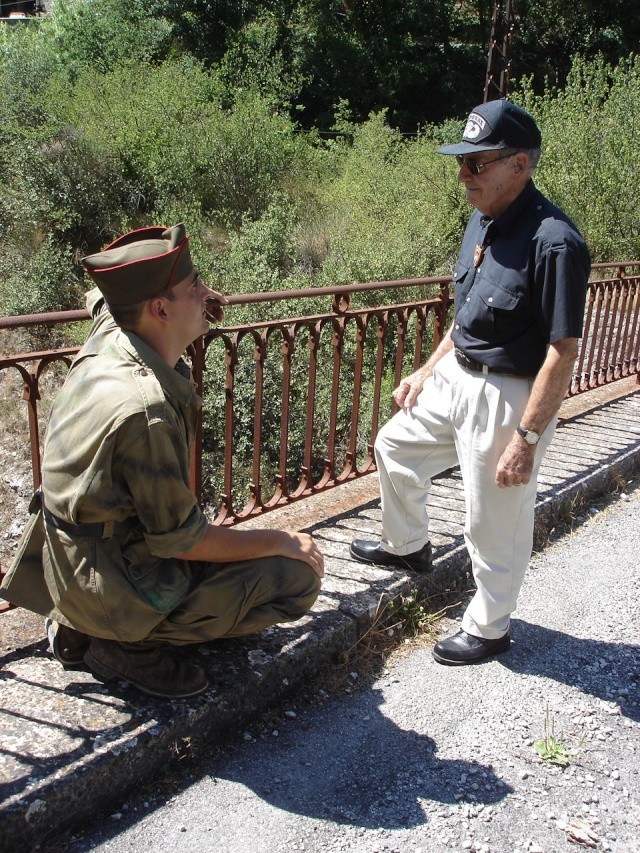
49,481,640,853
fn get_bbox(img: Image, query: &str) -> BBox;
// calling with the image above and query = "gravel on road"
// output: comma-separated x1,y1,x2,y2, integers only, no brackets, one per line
52,480,640,853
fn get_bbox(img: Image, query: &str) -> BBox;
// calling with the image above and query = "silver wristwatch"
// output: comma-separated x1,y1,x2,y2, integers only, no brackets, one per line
516,425,540,445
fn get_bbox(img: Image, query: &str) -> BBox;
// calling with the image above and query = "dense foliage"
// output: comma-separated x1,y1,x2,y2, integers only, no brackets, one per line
1,1,638,512
0,1,638,320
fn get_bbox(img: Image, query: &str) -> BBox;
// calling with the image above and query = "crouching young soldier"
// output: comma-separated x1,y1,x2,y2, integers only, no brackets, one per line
1,224,323,698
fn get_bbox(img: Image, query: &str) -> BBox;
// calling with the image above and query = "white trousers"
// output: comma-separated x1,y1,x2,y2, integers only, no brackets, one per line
374,349,555,638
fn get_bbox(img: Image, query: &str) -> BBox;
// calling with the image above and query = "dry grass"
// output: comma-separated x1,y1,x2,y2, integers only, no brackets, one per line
307,585,468,699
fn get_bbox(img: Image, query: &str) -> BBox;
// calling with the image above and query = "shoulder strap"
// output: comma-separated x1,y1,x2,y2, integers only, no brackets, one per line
132,366,168,427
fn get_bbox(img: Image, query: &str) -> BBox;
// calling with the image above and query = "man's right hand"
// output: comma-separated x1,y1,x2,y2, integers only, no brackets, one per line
392,326,454,411
392,367,428,410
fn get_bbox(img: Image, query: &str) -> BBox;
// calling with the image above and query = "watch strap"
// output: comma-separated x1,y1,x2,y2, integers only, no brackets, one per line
516,424,540,445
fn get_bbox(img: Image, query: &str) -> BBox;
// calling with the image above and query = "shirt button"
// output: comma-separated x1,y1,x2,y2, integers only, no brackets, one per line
139,368,148,376
488,297,493,303
466,297,470,302
455,324,460,330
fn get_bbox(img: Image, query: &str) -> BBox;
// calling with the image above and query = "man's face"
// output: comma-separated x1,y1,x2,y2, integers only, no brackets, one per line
166,270,227,345
456,151,524,219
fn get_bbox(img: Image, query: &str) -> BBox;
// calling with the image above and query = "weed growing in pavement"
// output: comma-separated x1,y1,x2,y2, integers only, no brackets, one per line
534,704,572,767
606,470,629,496
171,735,195,762
535,471,637,550
338,587,463,677
383,589,448,639
280,581,472,704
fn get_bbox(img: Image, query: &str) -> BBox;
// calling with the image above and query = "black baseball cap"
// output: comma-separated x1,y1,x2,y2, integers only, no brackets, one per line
437,99,542,156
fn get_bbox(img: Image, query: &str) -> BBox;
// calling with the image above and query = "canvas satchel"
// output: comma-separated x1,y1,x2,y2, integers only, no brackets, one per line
0,490,55,614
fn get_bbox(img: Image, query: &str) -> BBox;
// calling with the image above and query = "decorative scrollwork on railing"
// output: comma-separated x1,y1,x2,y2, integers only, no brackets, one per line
1,268,638,531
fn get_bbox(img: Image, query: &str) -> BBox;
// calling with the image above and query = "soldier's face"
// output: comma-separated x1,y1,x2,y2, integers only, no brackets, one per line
169,271,227,343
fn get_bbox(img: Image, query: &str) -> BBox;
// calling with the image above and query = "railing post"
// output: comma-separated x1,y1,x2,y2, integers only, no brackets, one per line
188,336,205,505
433,281,451,350
0,563,13,613
22,365,43,493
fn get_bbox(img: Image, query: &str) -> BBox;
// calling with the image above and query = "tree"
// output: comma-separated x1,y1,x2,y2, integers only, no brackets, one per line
51,0,173,73
511,0,640,93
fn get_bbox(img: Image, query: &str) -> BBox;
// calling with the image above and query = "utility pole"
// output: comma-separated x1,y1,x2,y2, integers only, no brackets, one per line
484,0,517,102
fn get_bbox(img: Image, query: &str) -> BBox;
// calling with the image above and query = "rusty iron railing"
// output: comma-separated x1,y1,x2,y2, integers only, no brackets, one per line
0,264,638,537
194,277,452,523
572,263,640,394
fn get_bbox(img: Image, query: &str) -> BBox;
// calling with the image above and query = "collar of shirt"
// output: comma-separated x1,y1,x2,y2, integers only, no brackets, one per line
118,328,197,408
480,179,541,241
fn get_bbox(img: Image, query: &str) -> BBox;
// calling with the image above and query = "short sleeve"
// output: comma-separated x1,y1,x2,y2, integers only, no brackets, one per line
534,230,591,343
114,415,208,558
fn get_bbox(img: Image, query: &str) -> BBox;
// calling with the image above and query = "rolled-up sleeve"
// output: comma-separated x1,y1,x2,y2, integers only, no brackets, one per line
114,415,209,557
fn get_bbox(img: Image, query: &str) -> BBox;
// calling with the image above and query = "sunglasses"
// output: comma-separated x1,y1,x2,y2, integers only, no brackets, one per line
455,152,514,175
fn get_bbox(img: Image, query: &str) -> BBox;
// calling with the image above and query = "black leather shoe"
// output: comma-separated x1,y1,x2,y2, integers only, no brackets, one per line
349,539,432,573
433,629,511,666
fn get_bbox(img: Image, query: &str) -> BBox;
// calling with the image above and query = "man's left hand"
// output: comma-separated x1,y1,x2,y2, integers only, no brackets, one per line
495,436,535,488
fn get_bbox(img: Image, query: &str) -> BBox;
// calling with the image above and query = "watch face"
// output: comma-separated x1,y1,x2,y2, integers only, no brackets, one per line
518,426,539,444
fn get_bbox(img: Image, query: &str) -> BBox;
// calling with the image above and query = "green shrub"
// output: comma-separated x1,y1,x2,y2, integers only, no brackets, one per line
197,91,305,227
0,237,82,318
308,112,467,291
57,61,303,229
216,10,304,112
54,59,222,220
0,22,63,141
212,193,296,296
50,0,173,74
517,54,640,261
2,125,128,249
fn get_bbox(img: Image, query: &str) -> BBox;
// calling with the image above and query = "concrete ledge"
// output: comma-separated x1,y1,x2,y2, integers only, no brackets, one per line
1,386,638,851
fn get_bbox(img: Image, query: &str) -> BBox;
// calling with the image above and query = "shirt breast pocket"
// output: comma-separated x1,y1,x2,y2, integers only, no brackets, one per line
475,271,531,339
477,257,531,309
452,260,472,289
477,281,521,312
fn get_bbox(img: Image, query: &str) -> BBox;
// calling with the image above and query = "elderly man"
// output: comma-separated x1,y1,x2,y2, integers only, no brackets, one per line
1,224,323,697
350,100,590,665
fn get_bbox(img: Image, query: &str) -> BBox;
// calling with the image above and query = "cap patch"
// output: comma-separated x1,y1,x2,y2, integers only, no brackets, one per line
464,112,487,140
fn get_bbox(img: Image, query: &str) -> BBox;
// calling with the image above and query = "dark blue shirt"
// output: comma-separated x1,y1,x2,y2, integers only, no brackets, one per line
451,181,591,376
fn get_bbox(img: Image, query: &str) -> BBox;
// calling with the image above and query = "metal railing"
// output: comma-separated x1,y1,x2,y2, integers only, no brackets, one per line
573,263,640,394
0,263,638,530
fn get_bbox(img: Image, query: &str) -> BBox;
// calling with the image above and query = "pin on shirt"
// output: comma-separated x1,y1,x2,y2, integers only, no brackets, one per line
473,243,485,268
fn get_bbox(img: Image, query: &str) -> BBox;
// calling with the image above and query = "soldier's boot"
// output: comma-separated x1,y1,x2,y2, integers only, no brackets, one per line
45,618,91,667
84,638,209,698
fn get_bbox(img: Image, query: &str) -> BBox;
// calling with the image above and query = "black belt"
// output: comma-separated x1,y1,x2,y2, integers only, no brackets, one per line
454,349,531,379
455,349,492,374
43,503,114,539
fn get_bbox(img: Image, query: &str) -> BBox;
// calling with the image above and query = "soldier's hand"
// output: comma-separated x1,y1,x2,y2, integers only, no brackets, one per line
280,531,325,579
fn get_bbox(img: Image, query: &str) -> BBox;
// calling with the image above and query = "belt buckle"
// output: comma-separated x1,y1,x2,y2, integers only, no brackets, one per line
455,349,468,369
456,349,488,375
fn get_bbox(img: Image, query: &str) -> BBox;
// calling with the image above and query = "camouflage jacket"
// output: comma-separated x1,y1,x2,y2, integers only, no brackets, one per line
0,290,209,641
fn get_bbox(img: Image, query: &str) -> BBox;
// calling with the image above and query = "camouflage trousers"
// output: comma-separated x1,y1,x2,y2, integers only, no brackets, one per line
147,556,320,645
